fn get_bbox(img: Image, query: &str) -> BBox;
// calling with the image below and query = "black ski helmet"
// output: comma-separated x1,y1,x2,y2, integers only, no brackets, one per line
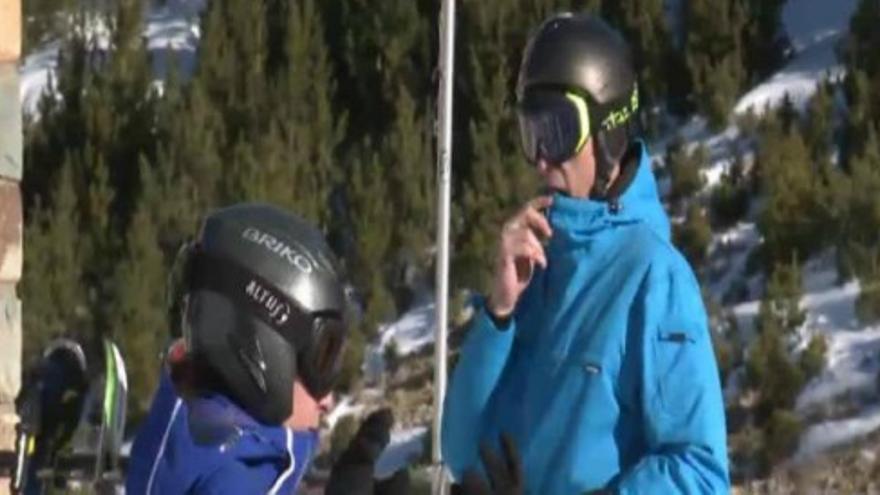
517,13,640,196
173,203,348,424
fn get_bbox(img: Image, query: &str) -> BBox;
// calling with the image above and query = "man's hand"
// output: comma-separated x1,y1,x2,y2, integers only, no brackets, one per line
451,433,524,495
488,196,554,319
325,409,410,495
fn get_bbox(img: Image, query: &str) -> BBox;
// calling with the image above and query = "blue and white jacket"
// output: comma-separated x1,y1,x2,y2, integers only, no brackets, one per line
126,370,318,495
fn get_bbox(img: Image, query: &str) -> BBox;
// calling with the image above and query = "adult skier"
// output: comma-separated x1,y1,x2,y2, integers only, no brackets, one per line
442,13,729,495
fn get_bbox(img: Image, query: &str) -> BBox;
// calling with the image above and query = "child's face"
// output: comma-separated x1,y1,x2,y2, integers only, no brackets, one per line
286,381,334,429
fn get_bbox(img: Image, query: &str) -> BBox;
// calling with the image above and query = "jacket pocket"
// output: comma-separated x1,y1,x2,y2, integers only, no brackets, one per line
653,318,706,416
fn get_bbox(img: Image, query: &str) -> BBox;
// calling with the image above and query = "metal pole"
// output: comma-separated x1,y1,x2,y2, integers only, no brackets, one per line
432,0,456,492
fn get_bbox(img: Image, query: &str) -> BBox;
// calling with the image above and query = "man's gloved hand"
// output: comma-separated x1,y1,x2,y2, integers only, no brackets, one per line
451,433,524,495
325,408,410,495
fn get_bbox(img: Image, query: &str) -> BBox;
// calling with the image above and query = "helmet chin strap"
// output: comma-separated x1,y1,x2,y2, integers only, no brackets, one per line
589,129,624,201
589,119,638,202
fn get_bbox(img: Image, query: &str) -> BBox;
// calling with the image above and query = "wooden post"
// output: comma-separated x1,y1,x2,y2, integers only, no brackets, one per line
0,0,23,493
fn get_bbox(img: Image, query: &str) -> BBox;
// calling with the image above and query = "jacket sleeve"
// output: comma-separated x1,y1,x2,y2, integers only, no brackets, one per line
612,261,730,494
441,296,517,480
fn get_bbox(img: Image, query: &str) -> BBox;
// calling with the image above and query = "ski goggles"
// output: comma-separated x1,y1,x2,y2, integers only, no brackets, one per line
188,248,347,400
517,90,591,165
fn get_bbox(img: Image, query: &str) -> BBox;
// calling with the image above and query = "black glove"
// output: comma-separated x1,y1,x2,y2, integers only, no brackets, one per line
451,433,524,495
325,408,410,495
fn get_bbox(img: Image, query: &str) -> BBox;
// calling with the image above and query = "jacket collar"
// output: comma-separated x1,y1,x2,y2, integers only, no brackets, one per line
546,140,669,243
186,392,305,459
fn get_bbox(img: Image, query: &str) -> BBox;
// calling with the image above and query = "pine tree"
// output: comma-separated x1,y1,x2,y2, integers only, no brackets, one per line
23,1,159,361
742,0,788,82
709,154,749,229
345,153,395,332
843,0,880,164
324,0,431,142
855,248,880,324
757,128,824,266
846,0,880,78
666,140,706,210
455,61,539,292
761,409,802,471
684,0,749,129
833,125,880,281
153,82,225,219
103,0,158,220
847,126,880,249
270,0,345,227
22,16,93,209
745,272,807,475
19,161,89,363
107,161,167,419
777,92,799,134
803,81,835,166
453,1,542,293
382,88,435,308
843,70,876,165
195,0,268,141
799,334,828,381
758,259,806,337
22,0,74,52
674,203,712,273
745,322,805,417
841,127,880,322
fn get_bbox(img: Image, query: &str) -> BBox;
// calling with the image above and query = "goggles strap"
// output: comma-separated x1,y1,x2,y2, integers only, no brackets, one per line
564,92,590,155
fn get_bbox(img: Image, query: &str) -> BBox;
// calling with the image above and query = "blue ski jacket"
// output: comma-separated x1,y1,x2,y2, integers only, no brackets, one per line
126,370,318,495
442,142,729,494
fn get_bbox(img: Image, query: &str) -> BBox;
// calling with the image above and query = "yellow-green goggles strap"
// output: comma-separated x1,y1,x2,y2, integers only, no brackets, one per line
565,92,590,154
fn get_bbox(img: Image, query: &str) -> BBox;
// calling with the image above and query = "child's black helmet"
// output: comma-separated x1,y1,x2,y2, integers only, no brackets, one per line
172,203,347,424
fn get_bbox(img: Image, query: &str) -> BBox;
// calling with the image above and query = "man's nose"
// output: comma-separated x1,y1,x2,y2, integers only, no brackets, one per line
536,158,550,174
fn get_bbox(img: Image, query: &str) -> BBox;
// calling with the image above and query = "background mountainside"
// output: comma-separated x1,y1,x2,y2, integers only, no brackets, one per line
17,0,880,490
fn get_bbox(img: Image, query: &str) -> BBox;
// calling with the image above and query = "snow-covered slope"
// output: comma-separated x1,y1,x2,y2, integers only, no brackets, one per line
658,0,861,193
369,0,877,469
374,427,428,479
735,0,859,116
19,0,204,114
18,0,875,478
729,254,880,414
795,404,880,461
379,298,437,357
796,266,880,416
721,0,880,461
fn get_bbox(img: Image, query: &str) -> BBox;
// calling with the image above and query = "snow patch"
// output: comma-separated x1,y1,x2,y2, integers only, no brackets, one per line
19,0,205,115
324,396,365,432
374,427,428,479
734,0,860,116
794,403,880,462
19,41,61,114
707,222,760,302
796,322,880,412
726,257,880,421
379,300,437,357
145,0,203,81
